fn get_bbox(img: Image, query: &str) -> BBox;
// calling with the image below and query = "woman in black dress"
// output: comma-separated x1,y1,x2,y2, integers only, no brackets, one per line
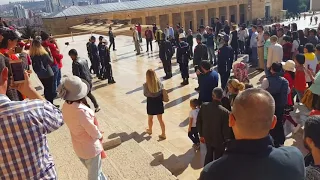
143,69,166,139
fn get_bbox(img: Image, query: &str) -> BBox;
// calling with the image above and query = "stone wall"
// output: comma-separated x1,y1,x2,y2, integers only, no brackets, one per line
311,0,320,11
43,0,283,35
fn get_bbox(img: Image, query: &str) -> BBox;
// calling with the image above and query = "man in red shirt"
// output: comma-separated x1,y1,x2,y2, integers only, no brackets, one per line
136,23,142,43
145,27,153,52
282,36,293,61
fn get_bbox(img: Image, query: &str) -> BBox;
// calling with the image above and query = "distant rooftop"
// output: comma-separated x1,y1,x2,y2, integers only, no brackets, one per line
45,0,229,19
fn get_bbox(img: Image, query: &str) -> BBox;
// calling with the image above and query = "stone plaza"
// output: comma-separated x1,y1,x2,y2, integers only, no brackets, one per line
34,14,319,178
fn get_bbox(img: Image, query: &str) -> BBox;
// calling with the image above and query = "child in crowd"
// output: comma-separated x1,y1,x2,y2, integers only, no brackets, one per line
281,60,301,133
294,54,307,102
188,99,200,150
282,36,293,61
304,43,318,87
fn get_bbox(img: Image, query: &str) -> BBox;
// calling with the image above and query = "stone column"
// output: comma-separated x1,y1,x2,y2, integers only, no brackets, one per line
204,8,209,26
193,10,197,32
156,15,160,26
142,16,146,25
169,13,173,26
181,11,186,29
226,6,230,22
216,7,220,20
236,4,240,24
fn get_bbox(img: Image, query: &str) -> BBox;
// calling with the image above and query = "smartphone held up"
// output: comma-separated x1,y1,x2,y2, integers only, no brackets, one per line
9,60,25,83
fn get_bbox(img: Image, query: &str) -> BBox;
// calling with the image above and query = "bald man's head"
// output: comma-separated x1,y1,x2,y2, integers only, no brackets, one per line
230,88,276,139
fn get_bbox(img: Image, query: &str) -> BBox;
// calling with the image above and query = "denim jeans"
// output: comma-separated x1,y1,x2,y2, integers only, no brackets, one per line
264,59,271,77
79,154,107,180
207,47,217,64
51,65,59,98
251,47,258,67
57,68,61,87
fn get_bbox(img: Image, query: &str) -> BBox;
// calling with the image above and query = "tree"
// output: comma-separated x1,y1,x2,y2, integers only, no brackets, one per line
21,25,36,39
284,0,310,13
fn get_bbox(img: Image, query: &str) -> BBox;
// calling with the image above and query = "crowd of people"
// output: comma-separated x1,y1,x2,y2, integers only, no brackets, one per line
2,14,320,179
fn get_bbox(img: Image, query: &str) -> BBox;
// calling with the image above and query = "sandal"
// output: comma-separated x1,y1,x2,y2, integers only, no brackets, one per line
158,134,166,140
146,129,152,135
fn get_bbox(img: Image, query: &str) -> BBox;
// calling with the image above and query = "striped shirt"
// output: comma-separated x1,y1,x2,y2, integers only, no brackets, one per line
0,94,64,179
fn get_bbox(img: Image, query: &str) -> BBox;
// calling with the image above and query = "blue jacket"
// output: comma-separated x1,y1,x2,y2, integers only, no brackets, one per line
200,136,305,180
266,75,289,108
198,70,219,103
203,33,215,47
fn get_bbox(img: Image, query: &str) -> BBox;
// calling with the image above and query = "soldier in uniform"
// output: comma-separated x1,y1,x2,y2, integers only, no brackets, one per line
108,26,116,51
176,33,190,85
98,36,116,84
89,36,101,78
217,33,234,90
193,35,208,91
86,38,94,74
159,33,174,79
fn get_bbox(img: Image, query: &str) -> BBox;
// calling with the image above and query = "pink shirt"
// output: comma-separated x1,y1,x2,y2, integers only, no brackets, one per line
62,102,103,159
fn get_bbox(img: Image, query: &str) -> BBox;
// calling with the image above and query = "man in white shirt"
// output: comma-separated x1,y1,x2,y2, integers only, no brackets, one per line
257,25,265,70
267,35,283,70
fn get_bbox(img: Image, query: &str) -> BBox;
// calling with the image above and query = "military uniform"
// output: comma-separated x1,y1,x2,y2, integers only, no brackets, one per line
177,40,190,85
98,42,115,83
217,44,234,89
89,42,101,77
159,39,174,78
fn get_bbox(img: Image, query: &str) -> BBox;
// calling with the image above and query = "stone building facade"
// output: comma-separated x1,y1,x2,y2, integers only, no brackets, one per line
43,0,283,35
310,0,320,11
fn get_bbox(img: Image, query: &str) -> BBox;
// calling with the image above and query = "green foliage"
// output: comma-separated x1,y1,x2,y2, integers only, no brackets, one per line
21,26,36,39
284,0,310,13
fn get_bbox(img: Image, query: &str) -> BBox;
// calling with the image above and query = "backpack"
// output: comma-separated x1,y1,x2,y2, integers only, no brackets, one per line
233,62,249,83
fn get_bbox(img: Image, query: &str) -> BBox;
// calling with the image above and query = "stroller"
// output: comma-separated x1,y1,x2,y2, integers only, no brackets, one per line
233,62,249,83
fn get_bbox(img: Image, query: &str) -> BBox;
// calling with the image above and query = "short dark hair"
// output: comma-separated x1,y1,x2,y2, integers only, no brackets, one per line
292,31,299,41
305,43,315,53
257,25,263,29
68,49,78,56
99,36,103,40
295,54,305,64
252,25,257,30
212,87,223,99
40,31,49,41
316,44,320,51
277,28,284,33
190,98,199,107
305,116,320,149
0,29,20,49
90,36,96,40
271,63,282,73
200,60,211,70
283,36,291,42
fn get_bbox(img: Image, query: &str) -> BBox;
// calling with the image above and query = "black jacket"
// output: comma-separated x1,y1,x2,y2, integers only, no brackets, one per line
89,42,100,61
72,57,92,85
98,42,110,64
159,40,173,61
176,41,189,64
108,30,115,41
200,136,305,180
197,100,233,147
193,43,208,66
218,44,234,74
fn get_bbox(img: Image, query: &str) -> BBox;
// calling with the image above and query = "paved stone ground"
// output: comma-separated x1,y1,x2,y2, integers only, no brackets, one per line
30,15,320,179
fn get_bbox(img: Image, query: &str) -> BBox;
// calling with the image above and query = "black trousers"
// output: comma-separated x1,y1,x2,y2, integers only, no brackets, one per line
162,58,172,76
146,39,153,51
189,45,193,57
188,127,200,144
270,106,285,147
92,57,101,76
220,71,231,90
204,144,225,166
87,84,99,108
109,39,115,50
179,61,189,79
39,76,54,104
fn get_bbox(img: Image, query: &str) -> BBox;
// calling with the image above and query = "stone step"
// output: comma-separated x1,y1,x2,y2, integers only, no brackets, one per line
107,139,177,180
93,92,191,176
